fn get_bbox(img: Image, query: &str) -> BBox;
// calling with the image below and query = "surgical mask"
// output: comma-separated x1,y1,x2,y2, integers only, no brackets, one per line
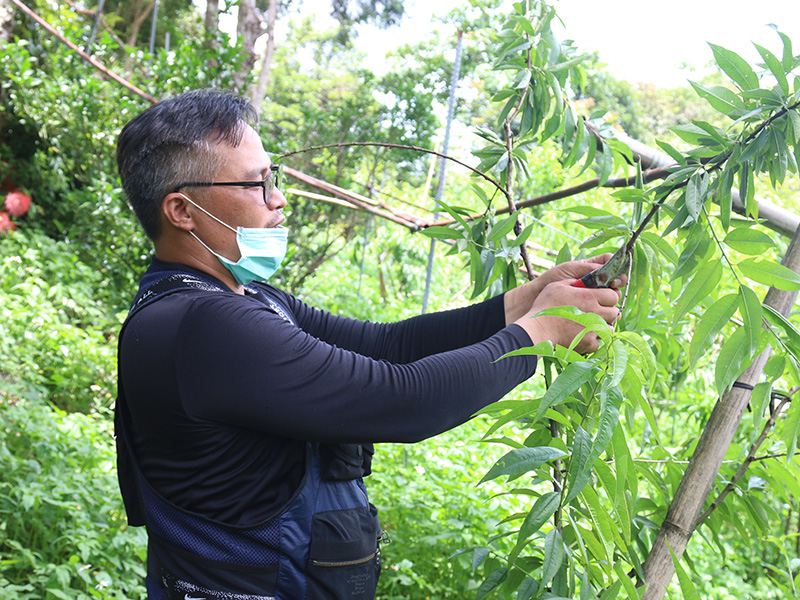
180,193,288,285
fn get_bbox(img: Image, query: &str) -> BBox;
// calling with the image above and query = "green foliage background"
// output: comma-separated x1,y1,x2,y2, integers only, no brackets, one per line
3,1,800,599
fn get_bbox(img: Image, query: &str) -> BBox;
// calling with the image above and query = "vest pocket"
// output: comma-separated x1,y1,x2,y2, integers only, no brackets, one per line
306,505,382,600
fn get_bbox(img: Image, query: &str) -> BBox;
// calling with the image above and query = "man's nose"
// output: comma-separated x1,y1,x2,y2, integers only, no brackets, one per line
268,186,287,210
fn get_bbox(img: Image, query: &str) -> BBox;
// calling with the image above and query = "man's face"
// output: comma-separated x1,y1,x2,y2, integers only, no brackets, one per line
189,125,287,261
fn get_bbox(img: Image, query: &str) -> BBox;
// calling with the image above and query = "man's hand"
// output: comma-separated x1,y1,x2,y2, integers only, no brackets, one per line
505,254,627,354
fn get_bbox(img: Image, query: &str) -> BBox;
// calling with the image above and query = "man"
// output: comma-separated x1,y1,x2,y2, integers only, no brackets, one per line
115,89,622,600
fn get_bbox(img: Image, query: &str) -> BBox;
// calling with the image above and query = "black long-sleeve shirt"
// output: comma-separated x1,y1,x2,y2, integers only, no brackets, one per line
119,258,537,525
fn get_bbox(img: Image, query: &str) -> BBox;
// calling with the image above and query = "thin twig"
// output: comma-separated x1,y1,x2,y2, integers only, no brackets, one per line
697,387,798,524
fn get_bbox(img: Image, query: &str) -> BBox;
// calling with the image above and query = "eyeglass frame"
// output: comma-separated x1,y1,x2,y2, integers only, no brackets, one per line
172,164,283,204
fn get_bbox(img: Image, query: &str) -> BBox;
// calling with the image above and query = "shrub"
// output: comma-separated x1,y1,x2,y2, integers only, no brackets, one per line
0,385,146,598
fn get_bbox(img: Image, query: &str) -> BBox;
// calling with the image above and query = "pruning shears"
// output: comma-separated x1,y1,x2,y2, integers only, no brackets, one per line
572,243,632,289
571,190,667,289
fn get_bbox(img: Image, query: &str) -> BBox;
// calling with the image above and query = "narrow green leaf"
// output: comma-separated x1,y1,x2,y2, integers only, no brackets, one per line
614,562,640,600
617,331,657,378
738,285,763,357
582,486,614,563
673,259,723,326
536,361,595,421
519,492,561,541
685,171,707,220
598,145,613,186
717,166,735,231
763,304,800,357
479,447,567,484
750,381,772,432
517,578,539,600
754,42,789,94
472,547,490,573
476,567,508,600
723,227,776,255
783,399,800,459
542,530,565,588
669,545,701,600
586,385,622,470
689,81,745,115
565,427,592,503
715,327,751,396
655,139,687,165
419,225,464,240
709,43,759,90
690,293,739,368
608,340,629,387
738,258,800,290
787,109,800,144
487,214,519,243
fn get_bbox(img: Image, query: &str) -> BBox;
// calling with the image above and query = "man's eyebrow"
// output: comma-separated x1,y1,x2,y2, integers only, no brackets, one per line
241,165,271,180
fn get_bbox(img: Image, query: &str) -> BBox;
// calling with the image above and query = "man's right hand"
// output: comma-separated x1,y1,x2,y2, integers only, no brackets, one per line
513,278,622,354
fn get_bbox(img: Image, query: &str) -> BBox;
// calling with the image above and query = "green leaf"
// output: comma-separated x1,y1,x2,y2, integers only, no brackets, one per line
608,339,628,387
763,304,800,357
690,293,739,369
536,360,595,421
565,427,593,503
754,42,789,94
709,43,759,90
669,545,701,600
717,166,735,231
738,258,800,290
472,547,490,573
738,285,763,357
750,381,772,431
582,486,614,562
542,529,565,588
519,492,561,541
476,567,508,600
487,214,519,243
723,227,776,255
419,225,463,240
586,385,622,469
715,327,751,396
517,578,539,600
689,81,745,115
783,399,800,459
598,145,613,186
685,171,708,220
673,259,723,326
479,446,567,484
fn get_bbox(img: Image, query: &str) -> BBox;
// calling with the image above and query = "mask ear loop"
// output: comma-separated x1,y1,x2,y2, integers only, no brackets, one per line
178,193,238,262
178,192,237,234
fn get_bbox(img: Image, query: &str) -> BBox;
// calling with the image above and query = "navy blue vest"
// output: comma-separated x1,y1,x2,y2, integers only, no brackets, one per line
115,273,382,599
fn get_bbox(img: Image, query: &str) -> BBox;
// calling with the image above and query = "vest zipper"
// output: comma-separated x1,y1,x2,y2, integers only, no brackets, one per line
311,549,378,568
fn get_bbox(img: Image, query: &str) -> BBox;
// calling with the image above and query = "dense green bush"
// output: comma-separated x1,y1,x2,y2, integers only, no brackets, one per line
0,385,146,598
0,229,120,413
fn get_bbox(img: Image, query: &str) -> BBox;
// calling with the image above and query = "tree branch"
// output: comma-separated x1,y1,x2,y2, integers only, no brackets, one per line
641,225,800,600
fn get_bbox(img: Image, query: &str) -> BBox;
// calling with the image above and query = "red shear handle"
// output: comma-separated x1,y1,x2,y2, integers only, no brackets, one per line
572,271,596,288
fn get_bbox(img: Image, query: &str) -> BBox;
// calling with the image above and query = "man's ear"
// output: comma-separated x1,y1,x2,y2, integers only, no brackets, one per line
162,192,195,232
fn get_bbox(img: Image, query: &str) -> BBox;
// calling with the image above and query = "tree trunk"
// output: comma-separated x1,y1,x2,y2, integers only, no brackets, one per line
247,0,277,113
124,0,155,73
641,224,800,600
0,0,13,44
233,0,262,94
203,0,220,56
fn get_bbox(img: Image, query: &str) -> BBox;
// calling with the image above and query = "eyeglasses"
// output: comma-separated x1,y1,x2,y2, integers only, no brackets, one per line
173,164,283,204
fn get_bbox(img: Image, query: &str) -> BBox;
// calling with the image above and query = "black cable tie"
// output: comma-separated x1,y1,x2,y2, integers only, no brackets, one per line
732,381,755,391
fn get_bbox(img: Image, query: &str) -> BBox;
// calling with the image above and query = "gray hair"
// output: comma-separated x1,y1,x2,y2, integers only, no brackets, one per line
116,90,258,240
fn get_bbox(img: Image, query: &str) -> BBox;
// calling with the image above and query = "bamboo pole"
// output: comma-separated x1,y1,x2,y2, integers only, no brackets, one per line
640,223,800,600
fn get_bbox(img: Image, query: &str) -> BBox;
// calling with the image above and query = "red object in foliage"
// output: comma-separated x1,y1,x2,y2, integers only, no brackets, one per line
4,190,31,217
0,212,16,233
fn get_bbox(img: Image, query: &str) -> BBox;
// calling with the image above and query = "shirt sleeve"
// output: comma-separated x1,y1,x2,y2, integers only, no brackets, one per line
265,285,510,363
177,293,536,444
